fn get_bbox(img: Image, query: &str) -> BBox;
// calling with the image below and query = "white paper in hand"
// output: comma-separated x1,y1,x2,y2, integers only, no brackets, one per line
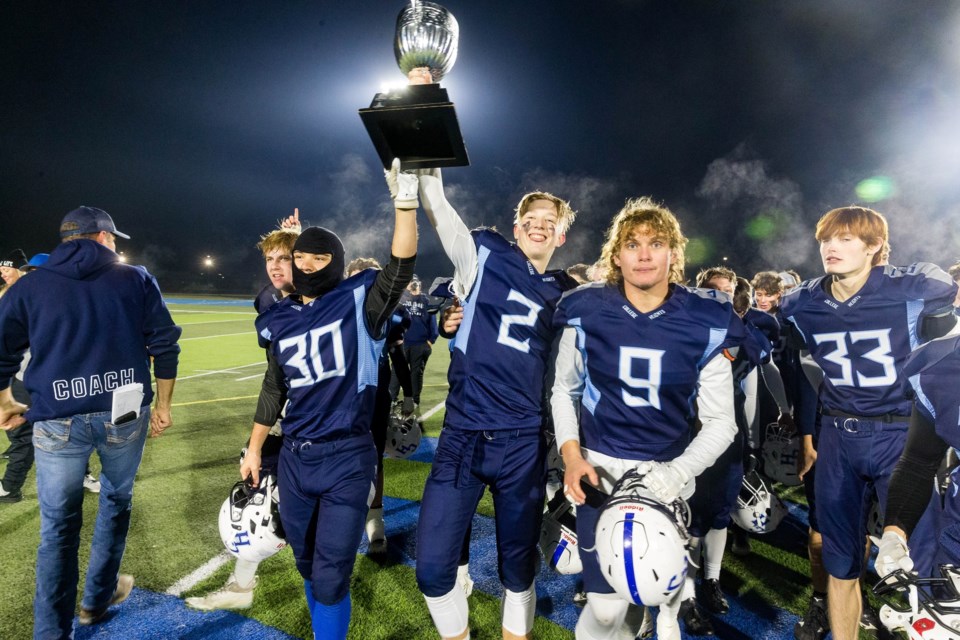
111,383,144,424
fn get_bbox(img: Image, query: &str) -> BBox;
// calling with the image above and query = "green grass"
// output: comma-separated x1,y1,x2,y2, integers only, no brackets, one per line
0,301,872,639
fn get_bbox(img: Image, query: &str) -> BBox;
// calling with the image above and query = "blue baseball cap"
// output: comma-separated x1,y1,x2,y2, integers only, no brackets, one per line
59,206,130,240
27,253,50,268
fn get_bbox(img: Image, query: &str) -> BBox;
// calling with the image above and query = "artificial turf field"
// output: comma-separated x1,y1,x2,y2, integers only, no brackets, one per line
0,297,892,639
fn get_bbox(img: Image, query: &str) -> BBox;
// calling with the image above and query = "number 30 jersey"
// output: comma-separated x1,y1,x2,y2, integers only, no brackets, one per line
554,283,743,461
445,230,578,432
780,263,957,417
255,269,385,441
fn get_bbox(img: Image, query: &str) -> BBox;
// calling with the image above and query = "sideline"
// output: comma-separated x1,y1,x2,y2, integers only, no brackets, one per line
172,395,259,408
178,362,264,381
165,552,233,597
180,331,256,342
419,401,445,423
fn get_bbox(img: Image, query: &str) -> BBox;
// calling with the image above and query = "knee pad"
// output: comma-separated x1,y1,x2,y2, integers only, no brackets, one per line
424,585,469,639
576,593,629,639
501,581,535,636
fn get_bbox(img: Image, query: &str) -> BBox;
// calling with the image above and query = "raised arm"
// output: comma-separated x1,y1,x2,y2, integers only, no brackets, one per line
417,168,478,299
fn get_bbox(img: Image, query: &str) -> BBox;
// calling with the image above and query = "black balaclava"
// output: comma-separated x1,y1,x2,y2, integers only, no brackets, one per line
292,227,345,299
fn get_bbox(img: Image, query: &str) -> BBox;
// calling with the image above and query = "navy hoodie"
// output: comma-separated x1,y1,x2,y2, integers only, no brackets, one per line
0,239,181,421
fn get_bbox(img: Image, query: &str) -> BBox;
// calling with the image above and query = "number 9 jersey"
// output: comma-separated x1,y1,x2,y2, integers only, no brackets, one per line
553,283,744,461
780,263,957,417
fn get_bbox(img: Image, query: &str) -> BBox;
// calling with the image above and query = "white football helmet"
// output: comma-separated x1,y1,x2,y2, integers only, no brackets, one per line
761,422,802,486
594,469,691,606
732,470,788,534
540,492,581,575
218,475,286,562
873,566,960,639
384,412,422,459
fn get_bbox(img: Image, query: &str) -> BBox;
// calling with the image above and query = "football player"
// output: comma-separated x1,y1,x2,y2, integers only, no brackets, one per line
878,333,960,577
186,225,299,611
552,198,741,640
413,167,577,640
239,162,418,640
780,206,958,640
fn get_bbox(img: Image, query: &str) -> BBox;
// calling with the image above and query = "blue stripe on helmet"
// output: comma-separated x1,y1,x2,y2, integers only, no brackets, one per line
624,512,642,604
551,538,568,569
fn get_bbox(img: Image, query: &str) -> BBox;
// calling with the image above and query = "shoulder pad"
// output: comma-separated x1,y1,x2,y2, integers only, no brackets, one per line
685,286,733,304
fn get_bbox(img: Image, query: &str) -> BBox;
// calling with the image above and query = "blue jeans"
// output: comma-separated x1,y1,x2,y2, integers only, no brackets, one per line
32,408,149,640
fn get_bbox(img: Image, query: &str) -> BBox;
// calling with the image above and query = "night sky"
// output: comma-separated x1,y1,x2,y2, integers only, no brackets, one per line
3,1,959,294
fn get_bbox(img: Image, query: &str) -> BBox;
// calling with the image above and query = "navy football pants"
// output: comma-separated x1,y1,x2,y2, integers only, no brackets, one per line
816,416,941,580
278,433,377,604
416,427,545,597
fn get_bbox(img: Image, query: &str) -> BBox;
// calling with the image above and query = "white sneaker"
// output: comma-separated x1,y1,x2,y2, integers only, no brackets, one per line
457,563,474,597
83,474,101,494
637,607,654,639
185,576,257,610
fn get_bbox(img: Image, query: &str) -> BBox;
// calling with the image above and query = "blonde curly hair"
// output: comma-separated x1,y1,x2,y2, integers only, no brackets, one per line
600,197,687,286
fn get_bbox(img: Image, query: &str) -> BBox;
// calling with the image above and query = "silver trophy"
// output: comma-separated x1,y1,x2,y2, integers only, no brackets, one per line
359,1,469,169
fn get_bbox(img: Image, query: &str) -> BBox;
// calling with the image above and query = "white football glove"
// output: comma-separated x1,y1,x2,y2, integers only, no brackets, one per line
873,530,914,579
636,461,690,504
384,158,419,210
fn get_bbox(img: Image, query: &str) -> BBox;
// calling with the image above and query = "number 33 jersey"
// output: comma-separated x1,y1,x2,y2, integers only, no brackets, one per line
553,283,743,461
255,269,385,441
445,230,578,432
780,263,956,417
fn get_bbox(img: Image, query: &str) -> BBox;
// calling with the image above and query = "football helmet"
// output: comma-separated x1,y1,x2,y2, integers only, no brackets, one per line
732,470,788,534
384,412,422,459
540,492,581,575
761,422,802,486
873,566,960,639
218,475,286,563
594,469,691,606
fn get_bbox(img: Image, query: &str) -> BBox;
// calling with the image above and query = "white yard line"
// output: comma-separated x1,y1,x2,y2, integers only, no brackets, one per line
235,373,265,381
178,362,264,381
179,318,253,326
180,331,255,342
165,552,233,596
420,401,445,422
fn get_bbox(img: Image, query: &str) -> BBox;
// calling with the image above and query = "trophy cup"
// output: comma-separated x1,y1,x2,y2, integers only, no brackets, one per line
359,1,469,169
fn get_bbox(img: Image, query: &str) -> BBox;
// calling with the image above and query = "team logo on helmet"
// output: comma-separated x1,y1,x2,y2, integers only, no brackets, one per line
732,470,788,534
218,475,286,563
594,469,691,606
539,492,582,575
761,422,802,486
873,565,960,639
384,412,422,459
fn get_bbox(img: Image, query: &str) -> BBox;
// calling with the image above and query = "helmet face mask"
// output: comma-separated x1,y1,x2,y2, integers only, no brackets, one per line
873,566,960,639
761,422,802,486
384,413,422,459
218,475,287,562
593,469,691,606
732,470,788,534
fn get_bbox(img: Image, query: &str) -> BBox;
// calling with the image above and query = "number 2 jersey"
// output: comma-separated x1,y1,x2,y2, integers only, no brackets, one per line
444,229,578,432
553,283,744,461
780,263,957,417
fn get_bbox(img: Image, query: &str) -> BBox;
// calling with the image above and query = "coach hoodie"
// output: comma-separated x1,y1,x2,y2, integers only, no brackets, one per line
0,239,181,422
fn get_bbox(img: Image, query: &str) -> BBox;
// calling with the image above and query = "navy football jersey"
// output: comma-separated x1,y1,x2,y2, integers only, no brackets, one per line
445,229,577,431
256,269,385,441
904,334,960,448
780,263,956,416
732,314,774,389
554,283,744,460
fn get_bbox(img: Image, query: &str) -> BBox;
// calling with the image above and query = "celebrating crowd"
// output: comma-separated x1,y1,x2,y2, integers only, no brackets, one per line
1,157,959,640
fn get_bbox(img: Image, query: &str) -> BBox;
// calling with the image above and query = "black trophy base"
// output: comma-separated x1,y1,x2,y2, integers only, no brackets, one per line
359,83,469,170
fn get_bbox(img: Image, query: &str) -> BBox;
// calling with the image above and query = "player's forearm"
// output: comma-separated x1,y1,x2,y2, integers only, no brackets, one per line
391,207,417,259
551,328,584,452
676,354,737,478
884,408,948,538
246,422,272,455
418,170,478,297
254,351,286,426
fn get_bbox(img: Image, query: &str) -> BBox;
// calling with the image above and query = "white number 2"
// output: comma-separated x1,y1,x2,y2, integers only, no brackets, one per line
813,329,897,388
497,289,543,354
278,320,346,388
620,347,664,409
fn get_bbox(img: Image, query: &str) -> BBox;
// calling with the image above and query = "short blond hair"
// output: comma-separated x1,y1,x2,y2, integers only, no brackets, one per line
514,192,576,235
696,266,737,288
257,228,299,258
600,197,687,286
815,206,890,266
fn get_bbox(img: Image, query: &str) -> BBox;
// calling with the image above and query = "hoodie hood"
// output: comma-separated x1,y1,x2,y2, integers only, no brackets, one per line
44,239,119,280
